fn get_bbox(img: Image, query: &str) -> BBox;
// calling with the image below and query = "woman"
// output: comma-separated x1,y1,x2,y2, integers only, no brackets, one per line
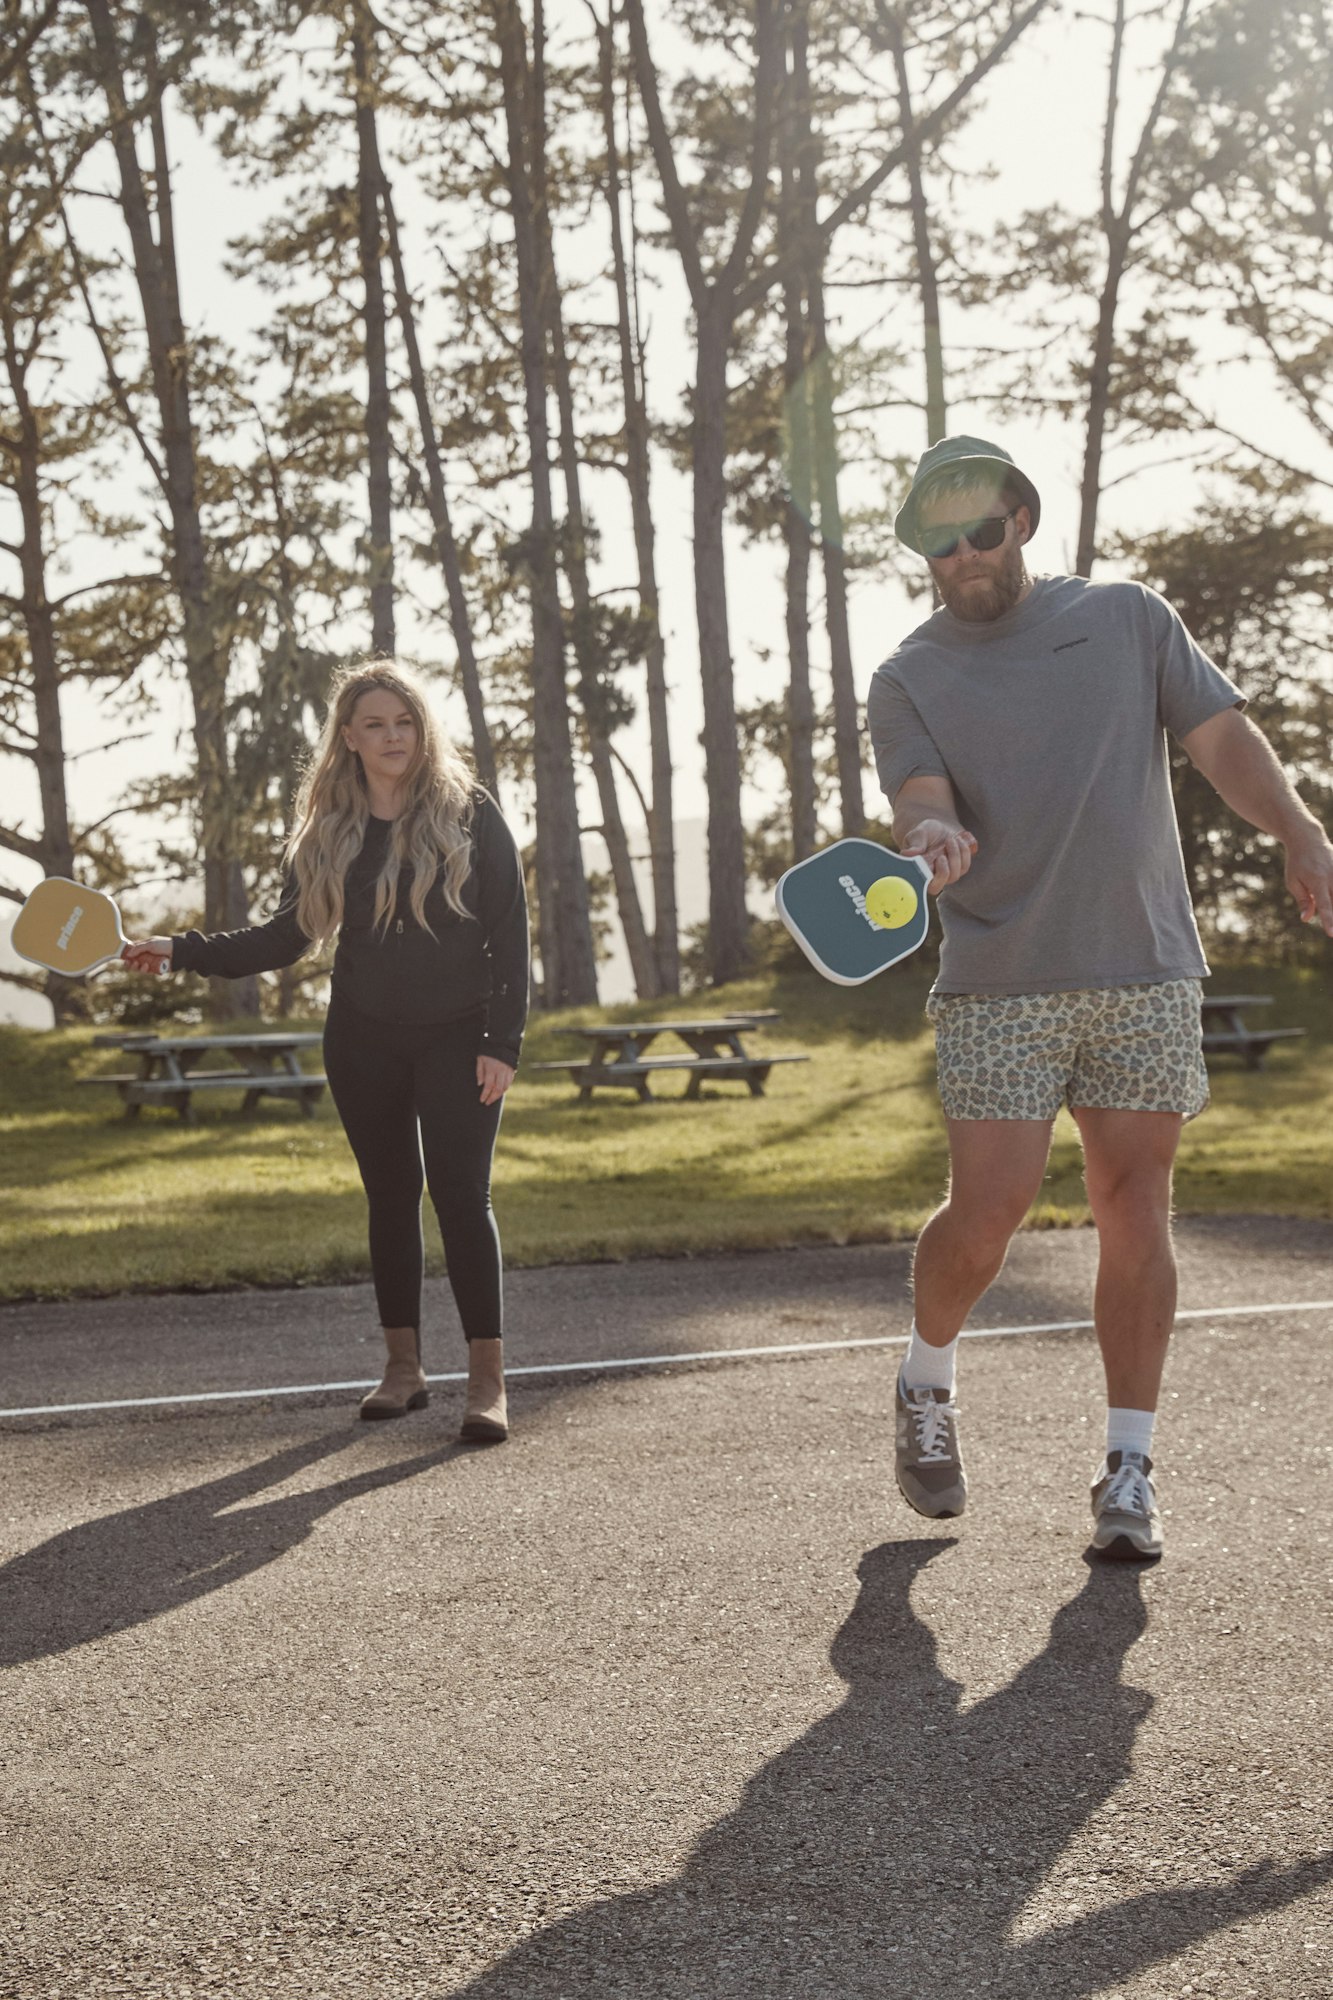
124,661,528,1441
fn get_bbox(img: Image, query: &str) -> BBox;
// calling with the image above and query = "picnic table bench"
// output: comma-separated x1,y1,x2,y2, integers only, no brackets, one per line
1200,994,1305,1071
529,1011,808,1103
85,1031,326,1123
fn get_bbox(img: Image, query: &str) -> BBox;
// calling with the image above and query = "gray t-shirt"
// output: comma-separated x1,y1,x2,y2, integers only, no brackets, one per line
865,575,1244,995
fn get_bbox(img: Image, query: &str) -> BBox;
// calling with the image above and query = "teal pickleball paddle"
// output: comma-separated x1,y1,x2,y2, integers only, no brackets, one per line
775,839,932,985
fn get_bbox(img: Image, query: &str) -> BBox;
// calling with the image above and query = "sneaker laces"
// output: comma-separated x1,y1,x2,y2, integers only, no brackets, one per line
1101,1458,1155,1518
909,1392,956,1463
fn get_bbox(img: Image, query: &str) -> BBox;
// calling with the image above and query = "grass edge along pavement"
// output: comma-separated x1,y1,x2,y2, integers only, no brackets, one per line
1,960,1329,1302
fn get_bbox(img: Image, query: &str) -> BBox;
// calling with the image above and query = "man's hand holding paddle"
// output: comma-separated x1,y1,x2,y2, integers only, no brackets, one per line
893,775,979,894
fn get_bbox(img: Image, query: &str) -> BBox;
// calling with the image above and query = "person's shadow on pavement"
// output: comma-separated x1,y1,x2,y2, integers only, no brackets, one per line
0,1430,455,1671
453,1538,1333,1999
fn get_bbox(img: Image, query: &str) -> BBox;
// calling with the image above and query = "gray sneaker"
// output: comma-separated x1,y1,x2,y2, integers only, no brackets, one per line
894,1373,967,1518
1091,1450,1163,1561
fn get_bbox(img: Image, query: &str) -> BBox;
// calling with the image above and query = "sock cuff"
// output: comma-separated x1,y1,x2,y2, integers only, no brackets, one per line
902,1322,959,1396
1106,1406,1157,1459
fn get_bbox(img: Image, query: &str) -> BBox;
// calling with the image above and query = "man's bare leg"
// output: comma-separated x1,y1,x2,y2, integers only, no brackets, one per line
895,1118,1053,1518
1073,1106,1183,1560
1072,1107,1184,1411
912,1118,1056,1344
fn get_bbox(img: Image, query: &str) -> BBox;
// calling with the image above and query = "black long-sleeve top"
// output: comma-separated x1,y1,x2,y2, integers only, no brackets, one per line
171,792,530,1067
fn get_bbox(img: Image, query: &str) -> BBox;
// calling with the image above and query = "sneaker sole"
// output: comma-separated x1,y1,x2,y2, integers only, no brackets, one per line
1091,1529,1161,1562
896,1474,966,1520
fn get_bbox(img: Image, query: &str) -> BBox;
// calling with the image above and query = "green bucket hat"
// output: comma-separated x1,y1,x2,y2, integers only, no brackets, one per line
894,434,1041,551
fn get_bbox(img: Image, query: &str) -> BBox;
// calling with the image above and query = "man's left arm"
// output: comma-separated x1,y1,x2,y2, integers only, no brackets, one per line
1179,707,1333,937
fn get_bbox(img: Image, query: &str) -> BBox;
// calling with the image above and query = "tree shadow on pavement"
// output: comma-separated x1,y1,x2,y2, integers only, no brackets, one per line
0,1429,455,1671
453,1538,1333,1999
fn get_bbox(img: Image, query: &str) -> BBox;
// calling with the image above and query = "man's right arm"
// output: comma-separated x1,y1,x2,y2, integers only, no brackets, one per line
893,776,979,895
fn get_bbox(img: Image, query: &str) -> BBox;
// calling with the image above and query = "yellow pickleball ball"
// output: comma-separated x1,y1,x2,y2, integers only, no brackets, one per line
864,875,919,930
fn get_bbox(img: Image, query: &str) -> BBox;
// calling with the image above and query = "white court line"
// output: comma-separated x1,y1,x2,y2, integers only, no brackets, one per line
0,1297,1329,1421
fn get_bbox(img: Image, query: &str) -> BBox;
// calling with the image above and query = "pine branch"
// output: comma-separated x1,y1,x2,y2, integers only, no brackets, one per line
735,0,1051,317
0,823,45,862
0,0,58,94
23,77,170,498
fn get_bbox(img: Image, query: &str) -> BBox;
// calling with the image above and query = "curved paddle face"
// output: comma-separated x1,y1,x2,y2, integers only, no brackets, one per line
775,839,932,985
11,877,127,976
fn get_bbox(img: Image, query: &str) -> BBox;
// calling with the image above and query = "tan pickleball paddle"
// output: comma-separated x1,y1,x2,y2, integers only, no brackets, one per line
11,877,167,976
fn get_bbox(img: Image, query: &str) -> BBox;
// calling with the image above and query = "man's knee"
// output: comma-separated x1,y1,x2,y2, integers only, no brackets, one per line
931,1184,1029,1266
1074,1110,1178,1224
1084,1164,1174,1237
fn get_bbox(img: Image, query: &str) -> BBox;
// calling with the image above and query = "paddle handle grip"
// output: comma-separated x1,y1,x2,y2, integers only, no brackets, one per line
120,942,172,977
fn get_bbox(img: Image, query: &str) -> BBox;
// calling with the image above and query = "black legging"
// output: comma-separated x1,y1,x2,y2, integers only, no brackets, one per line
323,996,504,1341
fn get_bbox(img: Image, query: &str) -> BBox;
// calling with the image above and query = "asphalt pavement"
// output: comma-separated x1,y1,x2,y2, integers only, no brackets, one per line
1,1217,1331,1998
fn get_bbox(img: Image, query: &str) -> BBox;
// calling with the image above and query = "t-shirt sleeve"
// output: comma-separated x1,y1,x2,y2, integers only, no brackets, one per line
866,661,949,803
1140,584,1246,739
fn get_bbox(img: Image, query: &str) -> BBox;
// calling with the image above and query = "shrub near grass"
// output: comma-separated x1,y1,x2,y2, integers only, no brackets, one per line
1,962,1329,1300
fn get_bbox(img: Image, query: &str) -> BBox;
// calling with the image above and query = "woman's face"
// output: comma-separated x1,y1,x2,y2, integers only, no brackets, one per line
342,687,420,788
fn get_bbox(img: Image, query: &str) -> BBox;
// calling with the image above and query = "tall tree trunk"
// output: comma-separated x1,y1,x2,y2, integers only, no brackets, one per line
780,127,817,861
886,15,948,444
1076,238,1128,577
1076,0,1193,576
83,0,256,1015
693,308,751,981
792,20,865,837
546,309,659,1000
374,153,498,795
493,0,598,1006
2,310,81,1021
350,1,395,655
626,0,782,984
594,2,679,992
532,11,657,1000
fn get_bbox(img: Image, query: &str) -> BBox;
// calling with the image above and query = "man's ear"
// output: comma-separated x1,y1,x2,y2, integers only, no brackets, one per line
1014,504,1032,546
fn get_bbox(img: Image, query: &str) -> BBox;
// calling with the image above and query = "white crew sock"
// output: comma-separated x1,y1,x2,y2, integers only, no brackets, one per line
901,1322,958,1397
1106,1407,1156,1462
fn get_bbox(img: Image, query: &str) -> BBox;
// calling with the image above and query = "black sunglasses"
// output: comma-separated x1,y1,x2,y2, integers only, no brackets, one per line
919,509,1018,560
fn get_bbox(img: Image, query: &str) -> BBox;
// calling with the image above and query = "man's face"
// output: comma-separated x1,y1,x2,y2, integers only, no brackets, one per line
919,481,1031,623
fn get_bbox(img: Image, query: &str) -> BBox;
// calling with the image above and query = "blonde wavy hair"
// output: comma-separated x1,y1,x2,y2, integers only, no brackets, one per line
287,661,477,948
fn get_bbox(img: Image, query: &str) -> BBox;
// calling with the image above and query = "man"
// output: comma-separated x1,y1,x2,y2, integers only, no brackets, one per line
866,435,1333,1559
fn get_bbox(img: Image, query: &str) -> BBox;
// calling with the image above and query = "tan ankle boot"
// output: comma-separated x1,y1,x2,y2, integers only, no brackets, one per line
359,1325,429,1421
459,1337,508,1443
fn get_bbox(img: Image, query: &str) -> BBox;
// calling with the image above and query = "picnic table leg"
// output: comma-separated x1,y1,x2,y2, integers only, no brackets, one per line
162,1052,196,1124
746,1064,772,1098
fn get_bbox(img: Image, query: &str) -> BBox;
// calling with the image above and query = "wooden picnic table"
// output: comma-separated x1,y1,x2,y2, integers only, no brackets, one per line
529,1011,808,1103
1200,993,1305,1071
85,1030,326,1123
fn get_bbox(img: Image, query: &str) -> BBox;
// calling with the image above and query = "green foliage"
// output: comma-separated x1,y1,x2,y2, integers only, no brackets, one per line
1115,486,1333,961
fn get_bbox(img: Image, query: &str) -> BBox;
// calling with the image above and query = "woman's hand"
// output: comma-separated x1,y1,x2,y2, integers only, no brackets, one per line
121,937,174,976
476,1054,515,1106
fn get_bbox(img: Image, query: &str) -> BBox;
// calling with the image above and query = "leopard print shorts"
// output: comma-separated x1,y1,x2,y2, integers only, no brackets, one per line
926,980,1210,1123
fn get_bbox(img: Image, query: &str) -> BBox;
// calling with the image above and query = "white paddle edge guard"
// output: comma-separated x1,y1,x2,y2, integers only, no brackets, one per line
12,876,166,976
774,851,934,986
11,876,130,978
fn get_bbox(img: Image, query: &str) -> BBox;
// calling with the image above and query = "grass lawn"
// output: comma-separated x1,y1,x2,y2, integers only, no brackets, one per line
2,959,1330,1301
